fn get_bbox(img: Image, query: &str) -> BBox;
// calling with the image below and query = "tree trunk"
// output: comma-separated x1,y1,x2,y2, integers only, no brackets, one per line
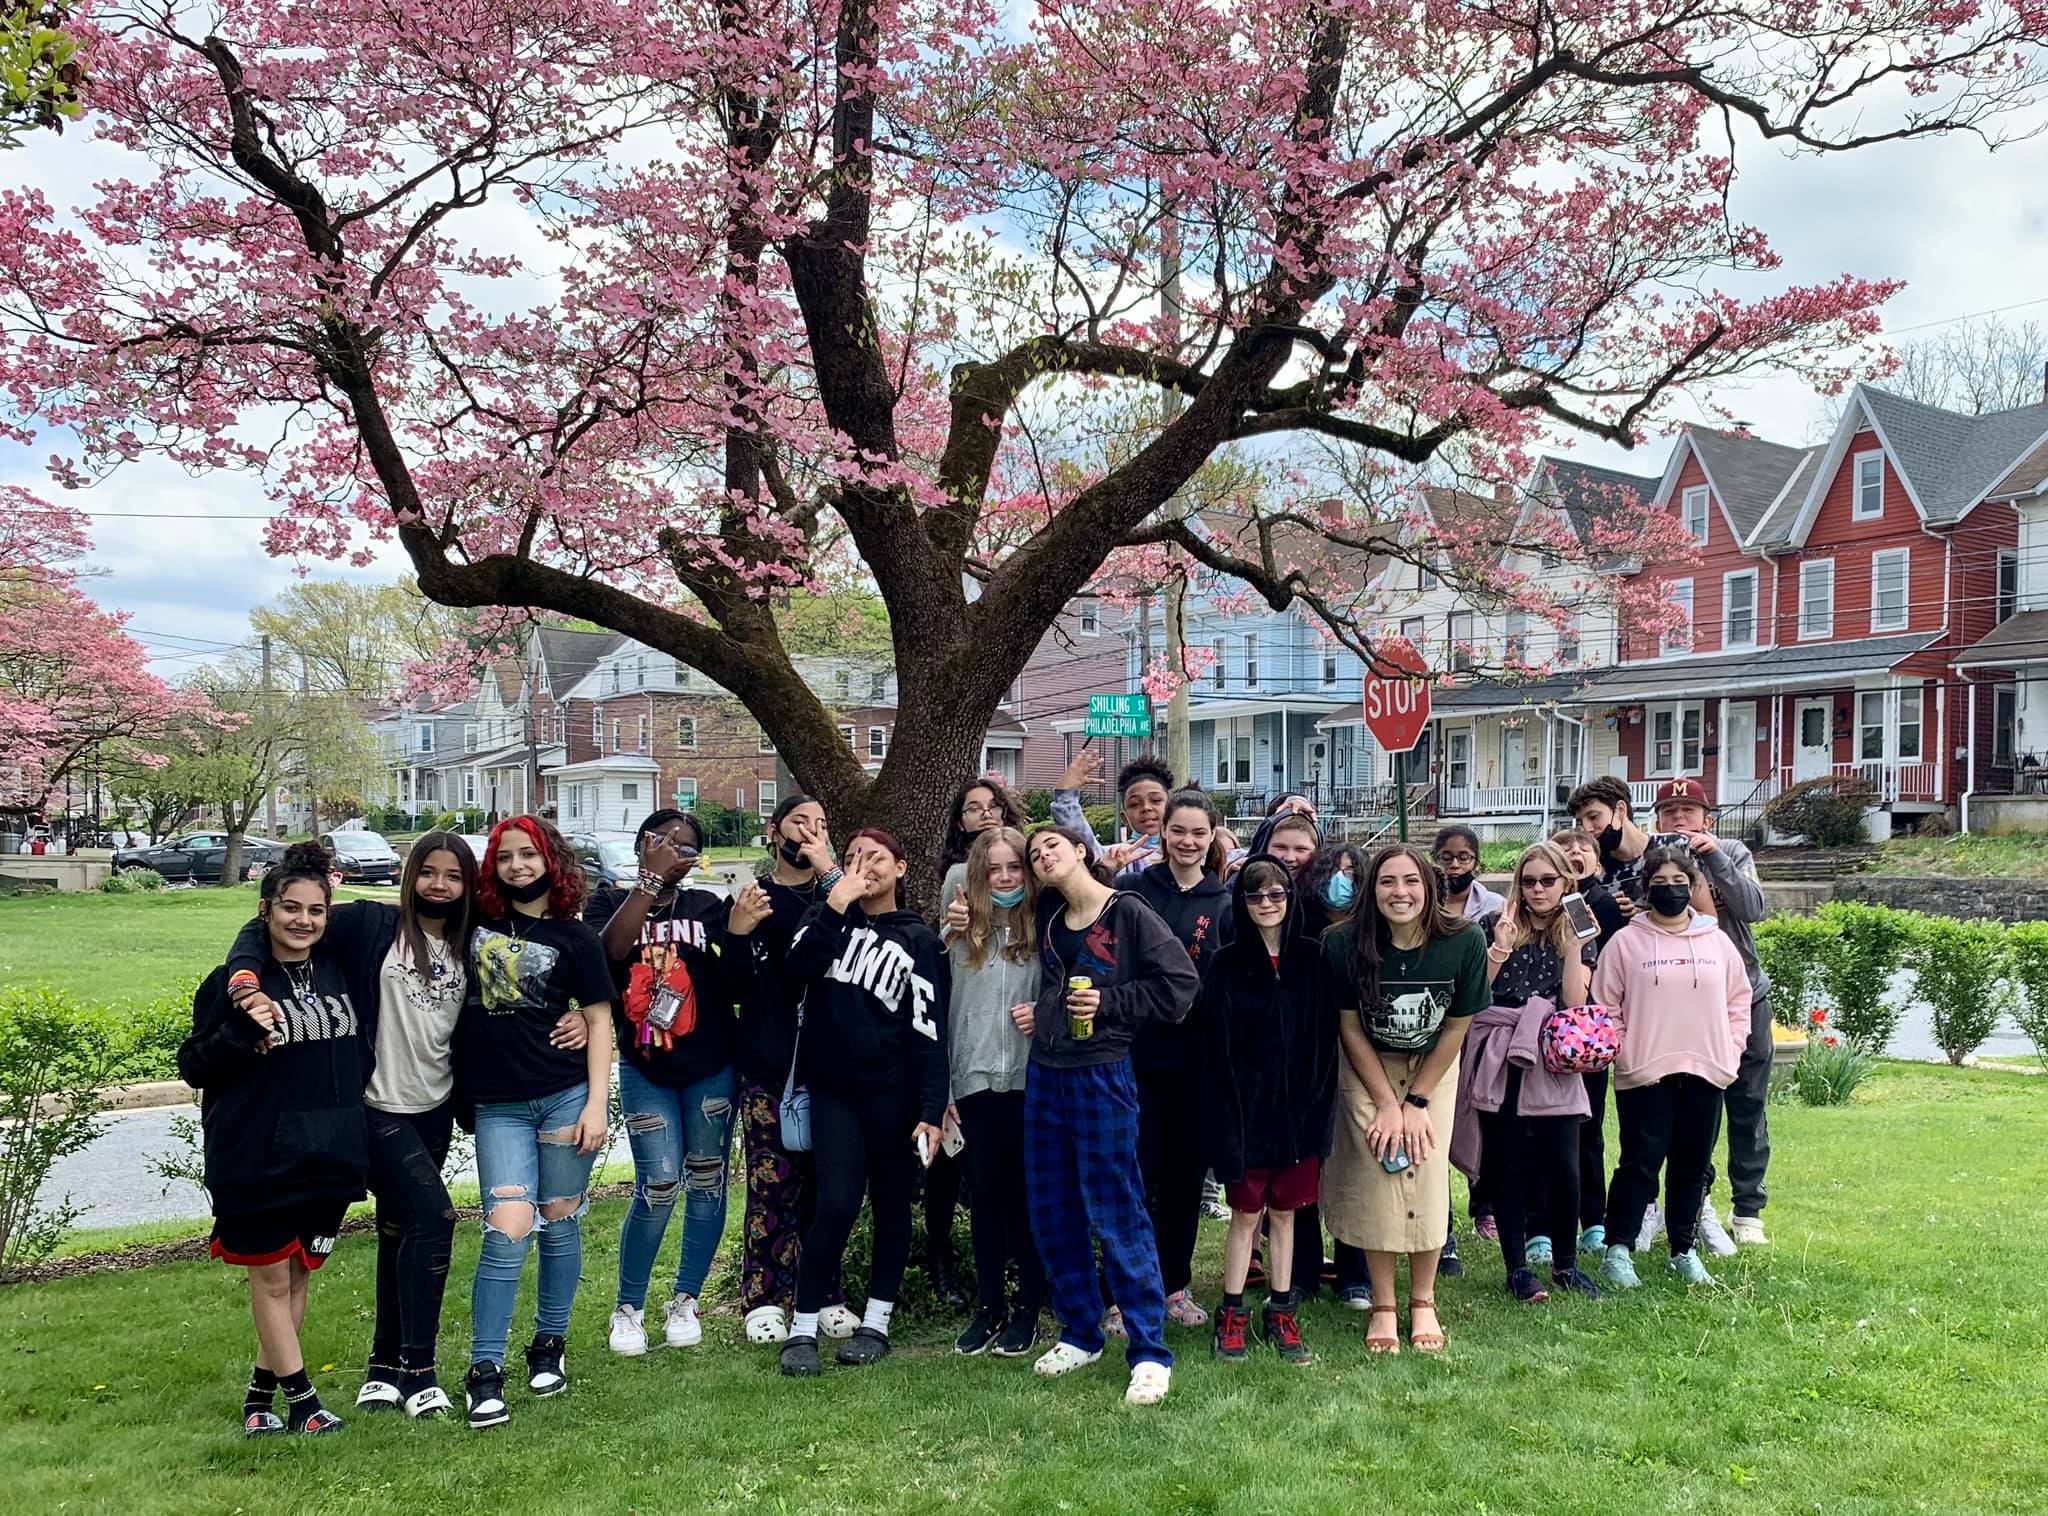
221,829,245,890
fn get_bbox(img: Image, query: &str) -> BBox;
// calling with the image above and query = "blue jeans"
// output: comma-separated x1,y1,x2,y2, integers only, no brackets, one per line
615,1062,735,1310
470,1083,599,1367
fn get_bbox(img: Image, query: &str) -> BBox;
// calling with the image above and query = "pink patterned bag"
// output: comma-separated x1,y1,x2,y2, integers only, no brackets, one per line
1540,1002,1619,1076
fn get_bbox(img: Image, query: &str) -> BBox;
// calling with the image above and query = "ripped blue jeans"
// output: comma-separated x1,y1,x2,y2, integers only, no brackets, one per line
470,1082,598,1367
615,1062,735,1310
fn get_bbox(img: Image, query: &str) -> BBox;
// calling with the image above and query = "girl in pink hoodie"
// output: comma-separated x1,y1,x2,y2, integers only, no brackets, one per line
1588,847,1751,1289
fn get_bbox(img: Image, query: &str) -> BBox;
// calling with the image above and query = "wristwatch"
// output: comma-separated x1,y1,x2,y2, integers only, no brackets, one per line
1404,1092,1429,1110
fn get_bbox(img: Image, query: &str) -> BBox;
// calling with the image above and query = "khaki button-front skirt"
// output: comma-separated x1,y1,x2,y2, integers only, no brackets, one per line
1323,1047,1461,1255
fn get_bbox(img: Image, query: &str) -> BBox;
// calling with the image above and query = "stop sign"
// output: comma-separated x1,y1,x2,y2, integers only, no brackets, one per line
1362,637,1432,754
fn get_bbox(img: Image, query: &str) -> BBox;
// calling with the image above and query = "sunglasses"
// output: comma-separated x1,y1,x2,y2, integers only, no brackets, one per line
1518,873,1563,889
1244,888,1290,905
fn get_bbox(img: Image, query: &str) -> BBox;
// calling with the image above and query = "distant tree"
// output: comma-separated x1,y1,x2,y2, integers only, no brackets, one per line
1817,316,2048,438
249,579,468,697
103,745,200,842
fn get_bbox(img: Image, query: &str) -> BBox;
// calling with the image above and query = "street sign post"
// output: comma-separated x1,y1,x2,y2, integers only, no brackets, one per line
1361,639,1433,842
1085,693,1154,740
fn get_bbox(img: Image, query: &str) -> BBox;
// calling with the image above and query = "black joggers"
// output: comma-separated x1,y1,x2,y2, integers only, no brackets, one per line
1606,1073,1722,1257
955,1089,1046,1315
1475,1066,1582,1274
365,1102,458,1378
794,1086,918,1316
1136,1068,1206,1299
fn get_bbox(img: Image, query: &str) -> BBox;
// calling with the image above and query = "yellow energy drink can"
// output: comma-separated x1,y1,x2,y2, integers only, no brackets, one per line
1067,976,1094,1040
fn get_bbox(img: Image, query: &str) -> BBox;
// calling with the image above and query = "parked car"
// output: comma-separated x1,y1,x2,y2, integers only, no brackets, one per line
321,829,401,884
567,829,730,900
454,834,493,867
112,832,284,883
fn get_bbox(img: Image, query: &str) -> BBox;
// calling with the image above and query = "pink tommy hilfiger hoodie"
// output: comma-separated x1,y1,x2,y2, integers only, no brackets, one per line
1589,910,1753,1092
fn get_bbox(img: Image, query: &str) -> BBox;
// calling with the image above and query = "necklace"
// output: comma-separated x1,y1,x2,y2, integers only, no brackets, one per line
282,958,317,1003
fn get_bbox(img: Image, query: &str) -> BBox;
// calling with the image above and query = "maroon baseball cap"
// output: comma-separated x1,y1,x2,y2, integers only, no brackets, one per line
1653,778,1711,814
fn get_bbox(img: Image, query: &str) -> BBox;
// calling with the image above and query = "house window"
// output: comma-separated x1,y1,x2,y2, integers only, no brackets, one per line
1551,719,1583,781
1322,652,1338,685
1558,614,1582,666
1898,686,1923,761
1799,559,1835,639
636,714,650,752
1211,638,1227,690
674,777,697,808
835,670,850,700
1244,634,1259,689
870,671,887,701
1681,484,1710,546
1723,570,1759,649
1214,734,1251,786
1400,615,1425,649
1871,548,1910,633
417,723,435,754
566,785,580,820
677,716,697,751
609,664,621,693
1853,450,1884,520
1504,611,1529,665
1418,559,1438,591
758,780,776,813
462,724,477,753
1999,550,2019,623
592,706,602,740
758,727,775,754
1215,737,1229,786
1663,580,1694,655
1079,604,1098,634
1995,687,2018,767
1649,702,1703,776
621,781,640,803
552,714,564,745
676,666,691,690
868,725,887,760
633,655,646,688
463,770,476,804
1858,691,1887,763
611,719,621,753
1449,611,1475,673
839,723,855,749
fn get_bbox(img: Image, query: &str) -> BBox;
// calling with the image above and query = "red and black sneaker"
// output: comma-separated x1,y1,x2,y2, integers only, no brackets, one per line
1212,1304,1251,1361
1262,1300,1314,1366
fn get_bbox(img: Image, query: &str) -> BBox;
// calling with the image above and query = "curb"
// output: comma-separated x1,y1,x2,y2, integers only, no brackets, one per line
96,1079,196,1112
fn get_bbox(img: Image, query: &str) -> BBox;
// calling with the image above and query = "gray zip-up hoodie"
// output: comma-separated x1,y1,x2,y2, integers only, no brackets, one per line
945,921,1041,1099
1693,835,1770,1001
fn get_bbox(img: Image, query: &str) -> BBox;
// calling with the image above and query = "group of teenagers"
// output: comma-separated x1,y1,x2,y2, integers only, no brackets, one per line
178,750,1777,1434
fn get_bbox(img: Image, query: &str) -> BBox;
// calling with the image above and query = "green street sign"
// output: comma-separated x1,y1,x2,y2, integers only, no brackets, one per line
674,790,697,811
1085,693,1153,738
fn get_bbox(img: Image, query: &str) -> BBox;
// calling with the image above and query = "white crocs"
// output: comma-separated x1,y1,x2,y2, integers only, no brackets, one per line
1032,1341,1103,1377
743,1305,789,1344
1125,1362,1171,1406
817,1304,860,1340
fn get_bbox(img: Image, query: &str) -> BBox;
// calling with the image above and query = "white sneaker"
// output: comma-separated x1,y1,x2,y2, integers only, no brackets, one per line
663,1294,702,1349
743,1305,788,1344
1731,1214,1770,1247
1033,1341,1103,1377
1125,1361,1171,1406
1635,1203,1665,1252
1696,1198,1738,1259
817,1304,860,1340
608,1304,648,1357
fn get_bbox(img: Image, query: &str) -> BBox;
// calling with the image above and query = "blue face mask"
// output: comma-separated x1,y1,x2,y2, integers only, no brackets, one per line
991,885,1027,908
1323,872,1356,910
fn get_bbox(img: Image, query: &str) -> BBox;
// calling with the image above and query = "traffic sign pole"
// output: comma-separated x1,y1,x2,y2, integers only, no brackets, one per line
1396,751,1408,841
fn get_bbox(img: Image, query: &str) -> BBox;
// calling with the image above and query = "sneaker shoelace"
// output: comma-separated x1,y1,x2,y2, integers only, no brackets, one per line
1269,1310,1303,1348
1218,1308,1249,1352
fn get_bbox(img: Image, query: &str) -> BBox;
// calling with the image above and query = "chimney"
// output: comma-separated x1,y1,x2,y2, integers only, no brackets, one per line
1318,496,1344,524
1494,481,1513,504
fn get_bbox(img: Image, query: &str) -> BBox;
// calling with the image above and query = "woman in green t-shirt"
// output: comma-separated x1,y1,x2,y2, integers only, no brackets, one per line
1320,843,1489,1354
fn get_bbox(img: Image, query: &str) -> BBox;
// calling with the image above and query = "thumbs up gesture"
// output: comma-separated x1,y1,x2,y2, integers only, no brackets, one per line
943,885,970,936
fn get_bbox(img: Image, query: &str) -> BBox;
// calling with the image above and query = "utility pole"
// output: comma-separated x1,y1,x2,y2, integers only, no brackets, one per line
1159,194,1193,787
260,633,277,837
301,652,319,837
526,647,543,818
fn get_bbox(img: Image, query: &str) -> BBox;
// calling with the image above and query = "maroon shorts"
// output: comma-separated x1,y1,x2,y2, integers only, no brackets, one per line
209,1200,349,1270
1226,1156,1320,1215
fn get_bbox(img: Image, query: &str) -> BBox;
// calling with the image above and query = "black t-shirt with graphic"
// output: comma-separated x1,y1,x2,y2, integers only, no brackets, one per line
1050,915,1112,983
459,914,613,1104
1477,911,1599,1008
1321,920,1490,1055
586,885,736,1091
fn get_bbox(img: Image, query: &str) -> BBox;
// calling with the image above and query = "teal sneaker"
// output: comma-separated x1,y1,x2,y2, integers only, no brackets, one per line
1668,1249,1714,1286
1600,1244,1641,1289
1578,1225,1606,1254
1525,1235,1553,1267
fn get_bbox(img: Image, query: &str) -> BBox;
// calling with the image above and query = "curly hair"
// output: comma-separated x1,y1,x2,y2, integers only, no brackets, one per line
477,815,586,920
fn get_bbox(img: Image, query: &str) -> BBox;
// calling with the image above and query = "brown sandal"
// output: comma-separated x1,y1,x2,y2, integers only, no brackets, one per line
1408,1298,1445,1353
1365,1304,1400,1355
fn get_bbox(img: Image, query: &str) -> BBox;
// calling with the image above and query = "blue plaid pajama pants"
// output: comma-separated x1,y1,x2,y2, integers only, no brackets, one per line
1023,1058,1170,1369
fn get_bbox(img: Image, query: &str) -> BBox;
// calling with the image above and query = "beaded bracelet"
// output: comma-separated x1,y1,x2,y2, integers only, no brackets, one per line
633,868,669,899
819,866,845,891
227,969,262,1000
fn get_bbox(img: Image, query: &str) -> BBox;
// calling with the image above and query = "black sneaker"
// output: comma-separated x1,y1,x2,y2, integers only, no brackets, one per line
1212,1303,1251,1361
1506,1266,1550,1304
780,1335,823,1377
1336,1283,1373,1311
464,1361,509,1430
992,1309,1041,1357
524,1335,567,1397
1438,1230,1465,1278
1551,1266,1605,1301
1261,1298,1314,1367
835,1326,891,1366
955,1306,1004,1356
927,1253,970,1314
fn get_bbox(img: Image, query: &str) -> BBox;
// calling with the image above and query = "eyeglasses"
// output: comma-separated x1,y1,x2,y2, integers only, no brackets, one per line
1519,874,1563,889
1244,888,1290,904
1435,851,1477,866
962,803,1003,818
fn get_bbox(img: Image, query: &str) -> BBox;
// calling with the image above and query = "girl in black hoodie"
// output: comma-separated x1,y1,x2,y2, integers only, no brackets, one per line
1129,788,1234,1330
180,843,367,1438
1202,856,1337,1367
776,828,951,1378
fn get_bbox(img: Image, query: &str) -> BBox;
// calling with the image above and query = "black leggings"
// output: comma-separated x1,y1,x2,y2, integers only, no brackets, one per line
365,1103,457,1374
1606,1074,1720,1257
1527,1068,1610,1233
794,1086,918,1316
955,1089,1045,1314
1135,1068,1206,1298
1476,1068,1581,1274
923,1148,963,1262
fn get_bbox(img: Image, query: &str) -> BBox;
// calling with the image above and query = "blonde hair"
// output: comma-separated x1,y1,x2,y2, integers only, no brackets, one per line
1504,840,1580,961
963,826,1036,969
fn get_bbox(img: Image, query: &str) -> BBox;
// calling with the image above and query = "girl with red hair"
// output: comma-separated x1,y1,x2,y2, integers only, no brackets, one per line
457,815,615,1431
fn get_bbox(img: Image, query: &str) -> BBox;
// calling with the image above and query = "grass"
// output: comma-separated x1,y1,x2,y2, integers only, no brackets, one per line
3,1062,2044,1513
1876,833,2048,878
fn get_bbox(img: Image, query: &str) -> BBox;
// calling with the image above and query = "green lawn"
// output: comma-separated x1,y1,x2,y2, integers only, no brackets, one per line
1876,832,2048,878
3,1063,2042,1513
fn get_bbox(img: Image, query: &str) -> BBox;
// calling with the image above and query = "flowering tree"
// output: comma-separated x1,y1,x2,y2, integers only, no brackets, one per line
3,0,2044,878
0,486,191,821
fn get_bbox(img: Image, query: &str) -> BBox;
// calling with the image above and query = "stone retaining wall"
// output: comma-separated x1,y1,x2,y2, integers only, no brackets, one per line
1832,875,2048,925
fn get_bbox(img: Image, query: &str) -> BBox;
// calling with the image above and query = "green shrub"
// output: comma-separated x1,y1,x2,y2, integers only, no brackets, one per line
1755,913,1836,1028
1789,1026,1875,1106
128,866,165,891
122,977,200,1082
0,987,137,1275
432,810,462,832
1906,916,2012,1066
2006,921,2048,1068
1022,788,1054,823
98,871,139,894
1081,804,1118,844
1816,900,1915,1053
1762,775,1874,847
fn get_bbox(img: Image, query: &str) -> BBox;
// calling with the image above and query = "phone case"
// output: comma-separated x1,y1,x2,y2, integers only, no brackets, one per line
941,1108,966,1158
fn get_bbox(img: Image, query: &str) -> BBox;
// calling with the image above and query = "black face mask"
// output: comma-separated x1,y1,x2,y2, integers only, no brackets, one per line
1647,883,1693,917
1598,823,1624,854
779,837,807,867
413,894,460,920
1441,868,1473,894
502,874,552,904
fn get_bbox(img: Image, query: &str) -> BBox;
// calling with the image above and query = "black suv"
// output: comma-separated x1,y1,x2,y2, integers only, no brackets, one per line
112,832,284,883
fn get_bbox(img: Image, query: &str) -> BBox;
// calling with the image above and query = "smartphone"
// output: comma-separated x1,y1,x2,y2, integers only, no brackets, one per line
1561,891,1600,940
916,1131,933,1168
1650,831,1694,856
1380,1143,1411,1175
941,1108,966,1158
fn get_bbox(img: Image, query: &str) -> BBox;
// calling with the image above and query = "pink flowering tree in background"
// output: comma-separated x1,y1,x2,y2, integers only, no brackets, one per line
0,486,192,823
3,0,2045,881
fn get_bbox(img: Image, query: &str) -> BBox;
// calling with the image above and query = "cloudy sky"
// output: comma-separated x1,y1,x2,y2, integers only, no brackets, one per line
5,81,2047,691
